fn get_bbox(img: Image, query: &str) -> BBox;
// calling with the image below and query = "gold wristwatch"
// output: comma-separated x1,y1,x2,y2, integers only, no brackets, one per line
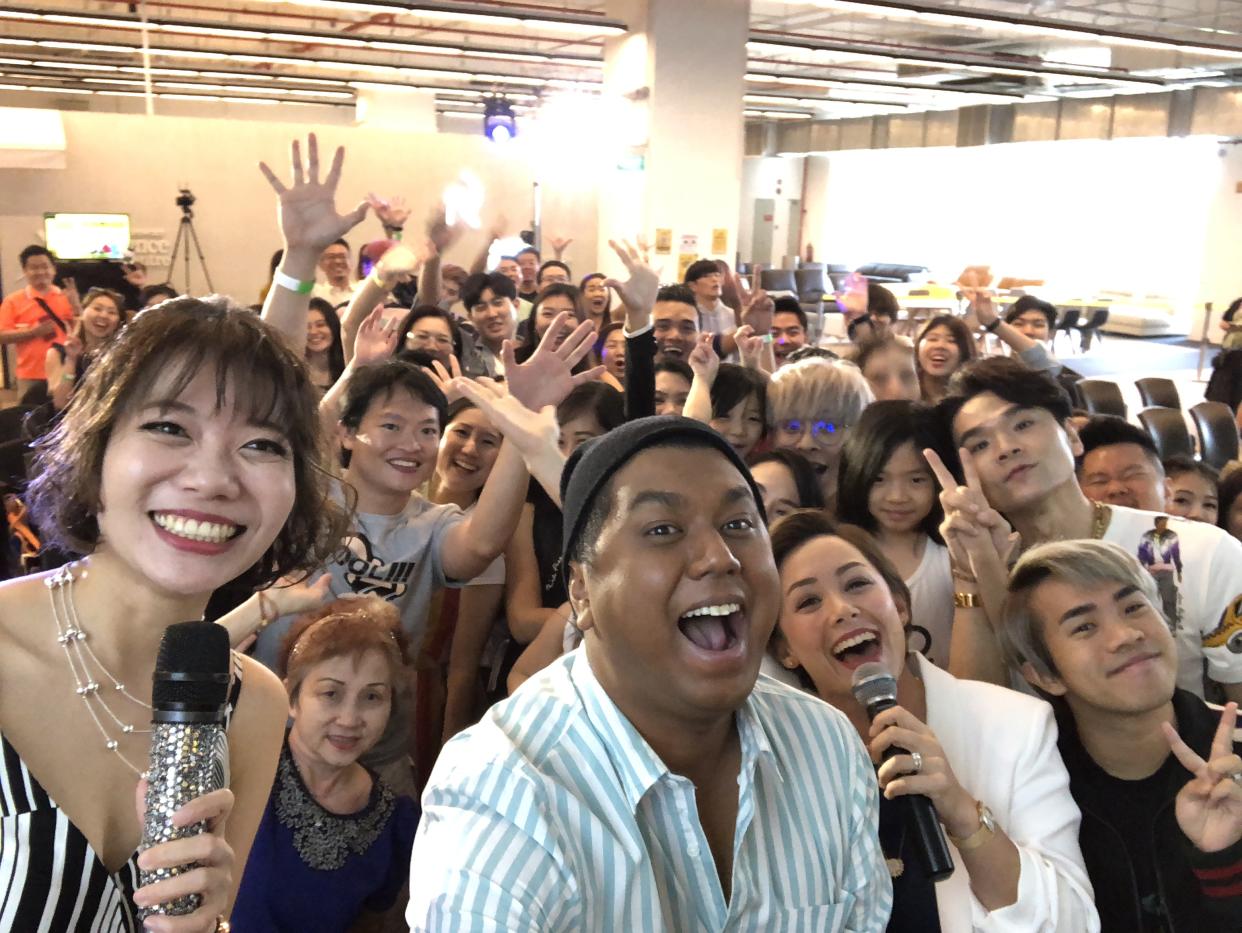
948,800,997,851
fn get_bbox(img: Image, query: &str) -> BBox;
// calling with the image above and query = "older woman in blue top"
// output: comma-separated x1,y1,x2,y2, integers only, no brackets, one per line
233,596,419,931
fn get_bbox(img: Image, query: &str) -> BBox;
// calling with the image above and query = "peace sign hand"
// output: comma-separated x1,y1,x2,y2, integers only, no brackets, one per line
1164,702,1242,853
924,446,1019,576
259,134,369,255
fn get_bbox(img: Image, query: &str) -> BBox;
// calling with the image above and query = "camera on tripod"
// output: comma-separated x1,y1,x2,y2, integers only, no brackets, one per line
175,188,196,215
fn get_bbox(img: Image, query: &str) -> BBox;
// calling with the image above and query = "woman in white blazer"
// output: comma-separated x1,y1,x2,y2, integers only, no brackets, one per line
768,511,1098,932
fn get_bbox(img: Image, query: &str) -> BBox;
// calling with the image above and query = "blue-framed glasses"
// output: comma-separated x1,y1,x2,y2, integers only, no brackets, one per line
777,419,848,444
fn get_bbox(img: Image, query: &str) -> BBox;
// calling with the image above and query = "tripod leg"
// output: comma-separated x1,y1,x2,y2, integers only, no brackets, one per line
166,218,187,289
185,219,214,293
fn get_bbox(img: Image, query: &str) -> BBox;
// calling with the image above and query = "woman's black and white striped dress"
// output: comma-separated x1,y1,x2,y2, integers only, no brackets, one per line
0,658,243,932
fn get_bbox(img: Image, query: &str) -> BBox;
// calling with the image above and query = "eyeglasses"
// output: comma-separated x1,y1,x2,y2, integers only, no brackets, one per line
407,331,453,346
776,418,849,445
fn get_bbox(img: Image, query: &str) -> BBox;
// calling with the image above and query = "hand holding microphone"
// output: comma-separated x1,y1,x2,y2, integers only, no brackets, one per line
132,621,237,930
852,663,956,881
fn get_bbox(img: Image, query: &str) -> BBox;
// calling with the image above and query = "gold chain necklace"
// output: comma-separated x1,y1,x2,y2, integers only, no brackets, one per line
1090,500,1112,539
46,563,151,778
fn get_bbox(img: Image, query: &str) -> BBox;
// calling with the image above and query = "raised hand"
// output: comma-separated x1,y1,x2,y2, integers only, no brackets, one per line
504,312,603,412
373,243,424,288
605,239,660,328
925,446,1019,577
452,377,559,460
965,288,999,329
62,276,81,311
427,206,464,256
688,332,720,384
427,356,465,404
132,782,235,932
739,288,774,335
353,305,400,366
366,192,411,231
266,573,334,618
548,236,573,259
838,272,869,320
733,324,767,372
1164,702,1242,853
259,134,369,255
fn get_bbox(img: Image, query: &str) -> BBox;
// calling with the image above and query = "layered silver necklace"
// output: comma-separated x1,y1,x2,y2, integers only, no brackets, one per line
46,563,151,778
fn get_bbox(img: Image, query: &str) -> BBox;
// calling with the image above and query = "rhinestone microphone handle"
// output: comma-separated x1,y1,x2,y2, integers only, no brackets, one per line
138,722,230,919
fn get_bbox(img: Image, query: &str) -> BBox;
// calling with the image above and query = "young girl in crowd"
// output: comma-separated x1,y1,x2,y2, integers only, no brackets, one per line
1,296,345,929
232,596,419,931
685,333,769,461
768,512,1096,932
505,382,624,692
852,336,920,403
915,314,977,403
768,356,875,510
305,296,345,396
45,286,125,411
426,400,507,761
837,400,956,667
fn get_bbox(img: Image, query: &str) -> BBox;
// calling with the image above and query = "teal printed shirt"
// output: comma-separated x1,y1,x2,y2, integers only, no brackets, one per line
407,648,892,932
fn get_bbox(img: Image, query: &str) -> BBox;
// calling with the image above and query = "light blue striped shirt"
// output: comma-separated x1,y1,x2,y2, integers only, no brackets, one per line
407,648,892,931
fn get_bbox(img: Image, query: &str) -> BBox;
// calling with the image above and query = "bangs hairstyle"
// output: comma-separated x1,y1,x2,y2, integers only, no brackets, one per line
768,511,911,688
710,363,769,429
749,449,826,512
837,399,952,543
28,296,347,586
768,357,874,426
915,315,978,377
279,595,410,701
338,360,448,467
937,356,1073,437
1001,539,1161,684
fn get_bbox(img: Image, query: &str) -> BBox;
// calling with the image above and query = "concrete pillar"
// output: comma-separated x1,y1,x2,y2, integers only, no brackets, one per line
599,0,749,277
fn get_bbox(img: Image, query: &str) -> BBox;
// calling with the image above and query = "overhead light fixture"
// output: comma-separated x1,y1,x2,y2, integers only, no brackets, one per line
233,0,625,36
0,7,606,68
483,96,516,141
797,0,1242,59
748,36,1163,86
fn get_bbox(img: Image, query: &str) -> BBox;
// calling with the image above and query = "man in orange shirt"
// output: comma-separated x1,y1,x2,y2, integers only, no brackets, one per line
0,245,75,401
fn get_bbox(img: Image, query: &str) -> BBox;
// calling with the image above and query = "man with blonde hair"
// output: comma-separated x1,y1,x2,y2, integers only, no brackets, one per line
1002,539,1242,932
768,356,874,508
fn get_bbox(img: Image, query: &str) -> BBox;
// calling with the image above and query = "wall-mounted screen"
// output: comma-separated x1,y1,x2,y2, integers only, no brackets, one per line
43,212,130,261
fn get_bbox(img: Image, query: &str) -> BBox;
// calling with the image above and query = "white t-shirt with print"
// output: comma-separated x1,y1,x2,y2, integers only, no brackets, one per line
1103,504,1242,697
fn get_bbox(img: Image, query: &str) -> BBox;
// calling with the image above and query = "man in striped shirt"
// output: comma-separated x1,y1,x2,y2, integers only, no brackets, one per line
408,417,891,931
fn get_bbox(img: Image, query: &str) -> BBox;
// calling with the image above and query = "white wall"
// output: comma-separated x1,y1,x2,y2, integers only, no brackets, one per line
743,136,1242,316
0,109,600,303
770,136,1227,314
738,153,805,268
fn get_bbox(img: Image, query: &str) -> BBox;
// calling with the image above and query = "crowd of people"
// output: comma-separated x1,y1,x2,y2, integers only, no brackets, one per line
1,132,1241,932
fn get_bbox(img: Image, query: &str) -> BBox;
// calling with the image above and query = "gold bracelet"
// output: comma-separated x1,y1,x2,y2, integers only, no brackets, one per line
954,591,981,609
255,590,277,633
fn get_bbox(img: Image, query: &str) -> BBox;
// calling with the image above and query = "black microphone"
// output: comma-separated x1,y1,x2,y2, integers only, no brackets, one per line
138,621,232,920
851,662,955,882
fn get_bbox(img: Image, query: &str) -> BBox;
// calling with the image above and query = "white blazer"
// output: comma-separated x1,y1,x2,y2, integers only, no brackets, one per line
917,654,1099,932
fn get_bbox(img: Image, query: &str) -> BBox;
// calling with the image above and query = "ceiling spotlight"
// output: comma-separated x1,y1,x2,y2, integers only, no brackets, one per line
483,96,517,141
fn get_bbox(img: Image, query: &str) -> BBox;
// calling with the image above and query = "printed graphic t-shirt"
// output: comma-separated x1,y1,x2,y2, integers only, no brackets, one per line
1103,504,1242,697
254,493,465,671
